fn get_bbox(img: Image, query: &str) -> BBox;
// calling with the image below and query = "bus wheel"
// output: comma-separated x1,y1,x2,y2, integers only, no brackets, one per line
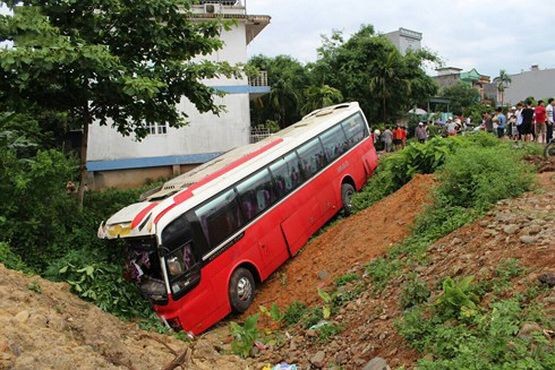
229,267,255,313
341,183,355,216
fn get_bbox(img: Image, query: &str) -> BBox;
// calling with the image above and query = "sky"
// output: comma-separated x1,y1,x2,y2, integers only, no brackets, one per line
246,0,555,77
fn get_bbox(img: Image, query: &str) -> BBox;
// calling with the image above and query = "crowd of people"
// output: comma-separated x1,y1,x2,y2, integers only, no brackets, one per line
372,98,555,152
485,99,555,144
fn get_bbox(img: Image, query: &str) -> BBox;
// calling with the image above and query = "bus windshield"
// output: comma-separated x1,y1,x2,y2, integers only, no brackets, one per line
123,237,167,303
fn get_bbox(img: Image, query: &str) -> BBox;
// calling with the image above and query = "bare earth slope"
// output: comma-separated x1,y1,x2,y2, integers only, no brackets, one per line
247,174,436,313
0,265,250,370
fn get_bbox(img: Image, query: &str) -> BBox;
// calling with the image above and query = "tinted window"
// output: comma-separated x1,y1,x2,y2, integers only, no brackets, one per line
342,113,368,148
298,137,327,178
236,168,277,222
195,189,243,249
161,214,200,296
269,152,304,199
162,214,193,252
320,124,348,162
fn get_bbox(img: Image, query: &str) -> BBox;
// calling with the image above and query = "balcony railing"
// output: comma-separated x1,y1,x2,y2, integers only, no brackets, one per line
249,126,272,143
248,70,268,87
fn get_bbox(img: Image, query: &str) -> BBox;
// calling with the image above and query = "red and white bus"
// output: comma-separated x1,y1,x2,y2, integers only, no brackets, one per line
98,102,378,335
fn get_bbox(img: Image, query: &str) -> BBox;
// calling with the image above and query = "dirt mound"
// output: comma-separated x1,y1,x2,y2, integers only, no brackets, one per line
0,265,249,370
524,154,555,173
247,174,436,314
255,172,555,369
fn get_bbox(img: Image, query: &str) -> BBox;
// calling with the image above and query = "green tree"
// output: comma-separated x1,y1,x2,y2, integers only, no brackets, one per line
441,82,481,116
369,49,406,122
301,84,343,115
496,69,512,107
310,25,438,124
0,1,238,205
248,55,309,128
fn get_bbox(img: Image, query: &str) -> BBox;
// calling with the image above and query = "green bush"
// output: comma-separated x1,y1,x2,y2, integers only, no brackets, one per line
435,276,480,320
282,301,309,326
45,248,151,319
229,314,260,358
400,275,431,309
0,242,31,273
352,136,461,211
437,145,534,211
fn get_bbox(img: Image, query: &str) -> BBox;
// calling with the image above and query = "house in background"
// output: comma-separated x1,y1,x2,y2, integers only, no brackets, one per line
384,27,422,55
495,65,555,106
460,68,491,100
433,67,463,89
86,0,271,189
433,67,491,101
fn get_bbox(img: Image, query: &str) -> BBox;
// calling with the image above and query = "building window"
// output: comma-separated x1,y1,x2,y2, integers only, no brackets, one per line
147,122,168,135
157,122,168,134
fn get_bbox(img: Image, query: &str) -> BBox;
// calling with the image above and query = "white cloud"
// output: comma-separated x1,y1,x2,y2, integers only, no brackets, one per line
247,0,555,77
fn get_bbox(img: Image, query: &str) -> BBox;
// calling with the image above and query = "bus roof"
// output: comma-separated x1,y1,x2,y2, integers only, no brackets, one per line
146,102,358,202
98,102,364,240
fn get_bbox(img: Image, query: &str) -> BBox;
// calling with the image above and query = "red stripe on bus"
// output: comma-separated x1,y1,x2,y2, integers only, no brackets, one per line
131,202,159,229
153,139,284,225
171,138,284,205
154,203,177,224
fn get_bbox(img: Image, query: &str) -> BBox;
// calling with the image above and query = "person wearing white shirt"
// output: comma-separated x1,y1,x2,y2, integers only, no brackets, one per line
547,98,554,142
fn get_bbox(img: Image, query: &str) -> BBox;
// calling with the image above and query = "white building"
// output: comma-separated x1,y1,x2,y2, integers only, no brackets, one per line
384,27,422,55
86,0,270,188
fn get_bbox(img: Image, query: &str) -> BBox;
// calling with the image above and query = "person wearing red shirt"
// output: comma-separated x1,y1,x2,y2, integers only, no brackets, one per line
392,124,407,151
534,100,547,143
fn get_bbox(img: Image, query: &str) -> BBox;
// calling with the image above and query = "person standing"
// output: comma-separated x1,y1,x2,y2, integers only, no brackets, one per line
381,126,393,152
415,122,428,143
392,124,404,151
521,100,535,142
515,102,524,140
483,112,493,133
495,107,506,138
547,98,555,143
534,100,547,143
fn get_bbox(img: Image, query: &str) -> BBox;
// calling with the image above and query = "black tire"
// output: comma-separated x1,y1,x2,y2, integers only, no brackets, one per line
341,183,355,216
544,141,555,159
229,267,255,313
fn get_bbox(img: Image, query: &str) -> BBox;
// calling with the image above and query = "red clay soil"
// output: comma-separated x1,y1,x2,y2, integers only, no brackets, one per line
246,174,436,314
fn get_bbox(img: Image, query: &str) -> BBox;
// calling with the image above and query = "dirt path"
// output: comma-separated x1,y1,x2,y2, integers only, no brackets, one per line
246,174,436,314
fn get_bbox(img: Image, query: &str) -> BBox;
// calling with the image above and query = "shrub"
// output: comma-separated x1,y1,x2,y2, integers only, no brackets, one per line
435,276,480,320
400,275,431,309
282,301,308,326
437,145,534,211
229,314,260,358
335,272,359,287
0,242,32,273
365,257,401,292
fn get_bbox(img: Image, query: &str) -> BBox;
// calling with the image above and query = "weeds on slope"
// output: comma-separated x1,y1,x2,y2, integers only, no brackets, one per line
355,134,550,368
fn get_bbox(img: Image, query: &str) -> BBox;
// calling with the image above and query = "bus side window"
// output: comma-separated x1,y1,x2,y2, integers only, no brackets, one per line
320,124,348,162
236,168,276,222
269,152,303,199
195,189,244,249
342,113,369,148
297,137,327,178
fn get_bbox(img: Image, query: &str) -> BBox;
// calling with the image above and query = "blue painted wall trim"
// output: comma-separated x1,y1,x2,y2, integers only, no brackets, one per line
87,152,223,172
211,85,271,94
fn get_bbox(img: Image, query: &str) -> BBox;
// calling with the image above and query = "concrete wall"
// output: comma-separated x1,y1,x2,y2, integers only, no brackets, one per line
90,164,198,190
504,68,555,105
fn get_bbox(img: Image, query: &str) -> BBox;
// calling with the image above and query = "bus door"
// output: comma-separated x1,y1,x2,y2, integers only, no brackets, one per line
280,205,315,256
